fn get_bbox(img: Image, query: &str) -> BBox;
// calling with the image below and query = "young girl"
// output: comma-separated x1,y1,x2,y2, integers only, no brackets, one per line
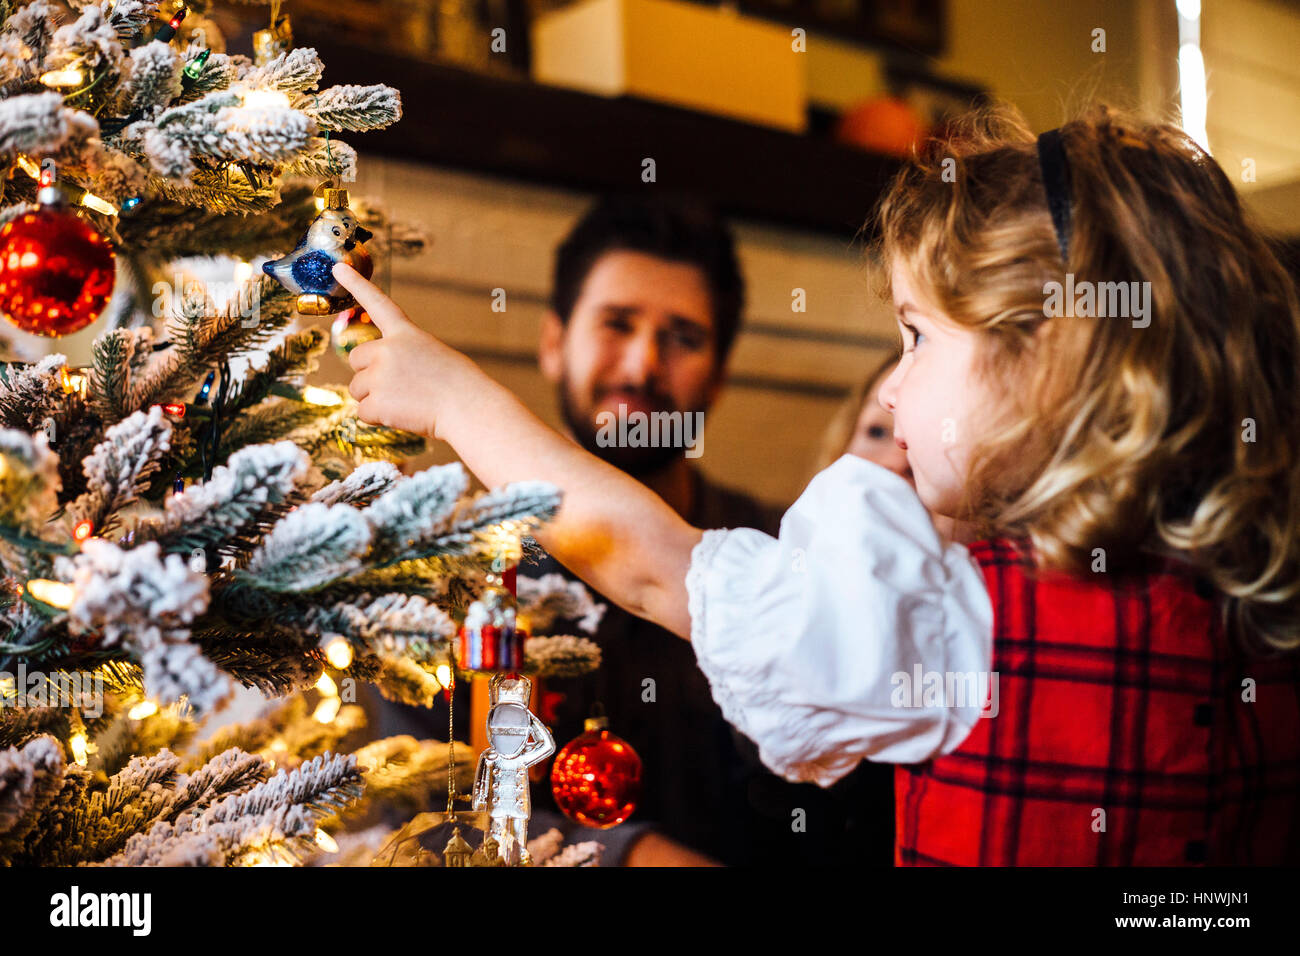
335,103,1300,865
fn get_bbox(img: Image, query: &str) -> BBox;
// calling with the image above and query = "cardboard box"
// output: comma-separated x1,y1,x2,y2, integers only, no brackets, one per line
531,0,807,132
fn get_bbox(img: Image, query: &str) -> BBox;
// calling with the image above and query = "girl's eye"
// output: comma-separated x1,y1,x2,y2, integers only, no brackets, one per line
901,320,925,350
866,424,889,440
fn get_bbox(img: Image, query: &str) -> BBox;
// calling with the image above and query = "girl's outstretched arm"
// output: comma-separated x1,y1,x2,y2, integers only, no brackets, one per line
333,261,700,639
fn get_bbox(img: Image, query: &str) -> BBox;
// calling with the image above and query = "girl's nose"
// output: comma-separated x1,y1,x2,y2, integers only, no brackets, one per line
876,360,903,413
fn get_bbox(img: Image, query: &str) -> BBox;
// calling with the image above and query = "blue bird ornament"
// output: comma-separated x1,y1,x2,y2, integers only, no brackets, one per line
262,187,374,315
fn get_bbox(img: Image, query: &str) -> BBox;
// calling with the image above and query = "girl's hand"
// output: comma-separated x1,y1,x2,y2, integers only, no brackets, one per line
332,261,470,438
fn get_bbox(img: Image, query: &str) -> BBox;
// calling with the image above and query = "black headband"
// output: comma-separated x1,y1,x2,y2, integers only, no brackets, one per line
1036,128,1073,265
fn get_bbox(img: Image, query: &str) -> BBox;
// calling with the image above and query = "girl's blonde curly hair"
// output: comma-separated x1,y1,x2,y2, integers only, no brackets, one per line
872,102,1300,654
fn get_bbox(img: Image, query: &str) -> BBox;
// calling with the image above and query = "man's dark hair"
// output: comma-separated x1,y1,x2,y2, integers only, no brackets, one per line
550,196,745,366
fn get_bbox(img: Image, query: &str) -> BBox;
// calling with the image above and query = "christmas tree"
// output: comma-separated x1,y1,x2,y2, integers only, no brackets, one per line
0,0,602,866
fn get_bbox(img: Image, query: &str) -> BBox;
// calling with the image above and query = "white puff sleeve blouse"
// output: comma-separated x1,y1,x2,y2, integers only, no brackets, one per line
685,453,994,788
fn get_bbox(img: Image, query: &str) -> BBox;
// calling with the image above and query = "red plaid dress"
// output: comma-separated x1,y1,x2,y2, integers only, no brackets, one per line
895,538,1300,866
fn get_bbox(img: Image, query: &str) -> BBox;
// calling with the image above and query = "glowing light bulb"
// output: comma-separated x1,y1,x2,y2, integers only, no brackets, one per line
40,67,84,88
73,519,94,542
314,829,339,853
315,671,338,697
60,367,88,398
241,89,291,110
301,386,344,407
128,700,158,720
312,696,341,724
325,637,353,669
435,664,453,690
26,579,75,609
70,733,88,766
233,259,254,283
79,191,117,216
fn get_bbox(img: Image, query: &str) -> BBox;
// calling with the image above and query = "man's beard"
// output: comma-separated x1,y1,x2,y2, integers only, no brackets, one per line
558,378,699,478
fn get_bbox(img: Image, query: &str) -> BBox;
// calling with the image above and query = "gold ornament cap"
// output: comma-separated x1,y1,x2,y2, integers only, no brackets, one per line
322,186,349,210
583,715,609,732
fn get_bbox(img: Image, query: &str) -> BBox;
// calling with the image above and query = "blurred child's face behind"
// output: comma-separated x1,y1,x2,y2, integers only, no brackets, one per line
846,363,913,487
876,260,990,519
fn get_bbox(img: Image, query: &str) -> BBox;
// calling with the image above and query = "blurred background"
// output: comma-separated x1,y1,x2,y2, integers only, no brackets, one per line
24,0,1300,507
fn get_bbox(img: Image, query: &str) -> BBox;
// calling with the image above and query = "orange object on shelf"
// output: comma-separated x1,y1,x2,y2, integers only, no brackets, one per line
835,96,929,158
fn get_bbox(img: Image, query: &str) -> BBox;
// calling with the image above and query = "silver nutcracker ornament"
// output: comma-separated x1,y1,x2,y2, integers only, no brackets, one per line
471,674,555,865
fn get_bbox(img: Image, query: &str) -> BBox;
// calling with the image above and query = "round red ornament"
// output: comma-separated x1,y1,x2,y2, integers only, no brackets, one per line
550,716,642,828
0,189,115,337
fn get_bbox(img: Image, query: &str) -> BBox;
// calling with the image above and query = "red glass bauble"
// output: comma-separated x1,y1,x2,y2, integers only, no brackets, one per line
550,718,642,828
0,203,115,336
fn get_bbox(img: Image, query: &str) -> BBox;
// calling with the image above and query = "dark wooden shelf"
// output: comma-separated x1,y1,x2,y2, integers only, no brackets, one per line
297,30,902,239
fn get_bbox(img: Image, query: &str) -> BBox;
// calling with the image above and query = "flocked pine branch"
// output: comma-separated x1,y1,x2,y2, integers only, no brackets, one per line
279,134,356,181
241,501,373,592
298,84,401,132
517,572,608,635
524,635,602,679
116,39,182,119
0,426,62,537
310,460,403,508
0,729,371,867
104,0,160,44
68,405,172,534
1,0,60,81
139,440,311,555
0,90,92,154
362,464,468,564
240,46,323,93
98,751,363,866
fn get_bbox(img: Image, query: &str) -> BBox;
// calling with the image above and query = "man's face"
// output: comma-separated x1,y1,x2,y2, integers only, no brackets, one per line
540,250,724,475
